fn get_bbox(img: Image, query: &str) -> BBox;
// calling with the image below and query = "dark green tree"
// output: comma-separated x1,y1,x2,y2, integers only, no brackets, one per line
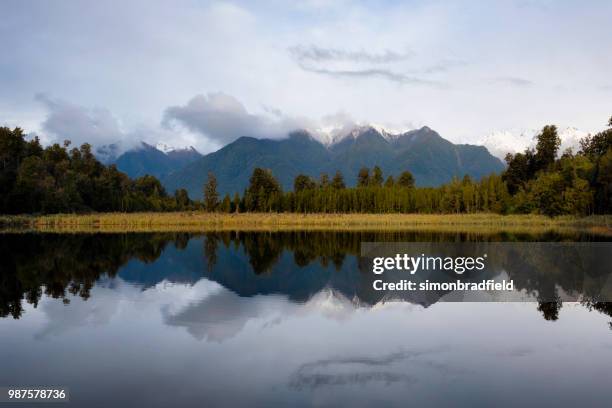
595,148,612,212
528,172,566,216
245,168,281,211
319,173,330,189
203,172,219,212
331,171,345,189
534,125,561,171
503,150,534,194
371,166,383,187
220,194,232,212
384,175,394,188
357,167,370,187
579,126,612,159
174,189,190,210
294,174,316,192
134,175,167,197
397,171,415,188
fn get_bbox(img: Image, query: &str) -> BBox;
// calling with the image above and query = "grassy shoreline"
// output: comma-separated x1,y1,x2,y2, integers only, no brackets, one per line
0,212,610,234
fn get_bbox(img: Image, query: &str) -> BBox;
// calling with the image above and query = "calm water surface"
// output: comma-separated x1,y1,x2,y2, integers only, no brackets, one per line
1,231,611,407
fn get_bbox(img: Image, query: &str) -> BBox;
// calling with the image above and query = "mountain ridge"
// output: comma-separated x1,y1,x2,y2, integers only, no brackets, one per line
163,126,504,198
96,141,203,180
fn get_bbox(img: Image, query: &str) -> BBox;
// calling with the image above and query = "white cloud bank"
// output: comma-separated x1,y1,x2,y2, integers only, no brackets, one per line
34,92,378,153
162,93,308,145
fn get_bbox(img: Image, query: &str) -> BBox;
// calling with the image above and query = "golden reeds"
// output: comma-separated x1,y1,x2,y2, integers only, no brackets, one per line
0,212,609,234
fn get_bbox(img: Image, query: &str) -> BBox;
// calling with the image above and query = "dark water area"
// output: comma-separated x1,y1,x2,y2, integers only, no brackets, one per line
1,230,611,407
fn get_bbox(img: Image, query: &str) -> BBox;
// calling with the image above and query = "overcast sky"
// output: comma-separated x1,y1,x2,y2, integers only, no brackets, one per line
1,0,611,152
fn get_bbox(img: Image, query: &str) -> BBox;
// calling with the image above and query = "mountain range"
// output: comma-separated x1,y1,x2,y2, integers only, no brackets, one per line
159,126,505,199
96,142,202,179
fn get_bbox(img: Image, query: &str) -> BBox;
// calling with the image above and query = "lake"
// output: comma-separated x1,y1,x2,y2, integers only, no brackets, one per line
1,230,611,407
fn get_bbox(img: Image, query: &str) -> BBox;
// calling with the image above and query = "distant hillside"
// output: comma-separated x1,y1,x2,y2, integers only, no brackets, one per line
163,126,504,199
97,142,202,180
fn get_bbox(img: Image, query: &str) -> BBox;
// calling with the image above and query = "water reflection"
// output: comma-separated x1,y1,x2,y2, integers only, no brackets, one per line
2,231,612,407
1,231,611,327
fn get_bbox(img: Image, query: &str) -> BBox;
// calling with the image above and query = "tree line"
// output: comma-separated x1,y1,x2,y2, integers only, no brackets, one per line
203,167,509,214
1,116,610,215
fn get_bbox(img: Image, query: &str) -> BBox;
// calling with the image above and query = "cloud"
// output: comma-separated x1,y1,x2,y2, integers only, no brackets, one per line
297,64,445,87
35,93,127,148
289,45,414,64
289,45,452,87
35,94,214,153
34,91,415,153
318,111,357,136
494,76,534,87
162,93,311,144
161,93,412,146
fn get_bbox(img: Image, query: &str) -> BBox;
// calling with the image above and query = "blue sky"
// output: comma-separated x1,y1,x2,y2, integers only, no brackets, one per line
1,0,611,152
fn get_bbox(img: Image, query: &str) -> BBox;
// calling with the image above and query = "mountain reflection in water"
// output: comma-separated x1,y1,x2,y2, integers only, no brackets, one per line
1,231,611,326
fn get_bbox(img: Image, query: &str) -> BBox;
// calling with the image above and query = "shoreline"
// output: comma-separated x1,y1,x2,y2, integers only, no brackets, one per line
0,212,610,234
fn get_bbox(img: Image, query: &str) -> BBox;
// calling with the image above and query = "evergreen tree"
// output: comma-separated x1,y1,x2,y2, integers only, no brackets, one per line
174,189,190,210
596,149,612,212
384,175,395,188
579,124,612,158
245,168,281,211
203,172,219,212
331,170,345,189
357,167,370,187
371,166,383,187
294,174,316,192
319,173,330,189
220,194,232,212
529,172,566,216
397,171,415,188
503,150,533,194
534,125,561,171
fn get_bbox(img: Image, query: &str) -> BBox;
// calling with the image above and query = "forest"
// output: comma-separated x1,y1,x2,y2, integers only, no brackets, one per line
1,116,610,216
0,127,187,213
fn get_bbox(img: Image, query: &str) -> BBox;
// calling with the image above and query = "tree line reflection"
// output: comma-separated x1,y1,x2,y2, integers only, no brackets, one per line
0,233,189,318
0,231,610,327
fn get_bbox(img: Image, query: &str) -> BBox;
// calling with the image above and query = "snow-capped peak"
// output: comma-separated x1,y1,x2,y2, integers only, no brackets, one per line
313,123,414,146
369,123,408,141
478,126,589,160
154,142,198,155
156,142,176,154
